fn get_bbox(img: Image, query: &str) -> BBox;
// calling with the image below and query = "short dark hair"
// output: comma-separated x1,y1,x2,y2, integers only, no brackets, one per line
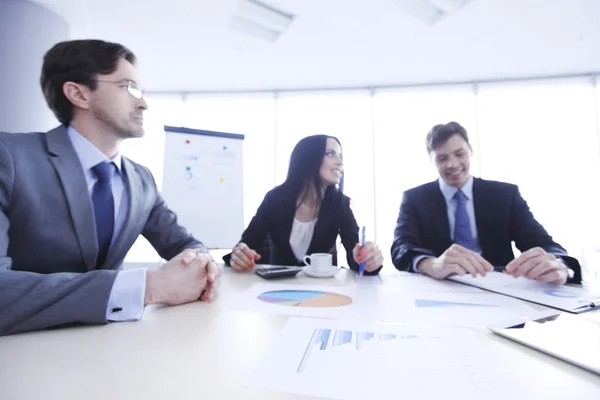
40,39,136,125
283,134,344,205
425,121,470,153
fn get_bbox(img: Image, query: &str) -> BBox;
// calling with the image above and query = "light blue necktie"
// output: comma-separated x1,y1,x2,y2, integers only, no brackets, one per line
454,190,477,251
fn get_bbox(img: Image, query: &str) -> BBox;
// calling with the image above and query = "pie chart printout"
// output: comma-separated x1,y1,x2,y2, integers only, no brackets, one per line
257,290,353,308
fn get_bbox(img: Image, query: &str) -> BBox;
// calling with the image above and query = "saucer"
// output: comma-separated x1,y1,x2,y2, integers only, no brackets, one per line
303,266,339,278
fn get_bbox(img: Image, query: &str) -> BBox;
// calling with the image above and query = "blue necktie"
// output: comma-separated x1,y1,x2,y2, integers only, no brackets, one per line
92,162,115,268
453,190,476,251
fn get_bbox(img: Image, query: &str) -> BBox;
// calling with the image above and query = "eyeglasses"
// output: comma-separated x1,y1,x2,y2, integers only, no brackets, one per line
94,80,145,99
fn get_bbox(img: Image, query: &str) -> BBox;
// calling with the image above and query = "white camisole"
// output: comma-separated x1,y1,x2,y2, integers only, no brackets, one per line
289,218,318,262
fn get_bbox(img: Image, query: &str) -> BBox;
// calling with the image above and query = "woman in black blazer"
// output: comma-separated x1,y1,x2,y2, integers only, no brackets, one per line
224,135,383,275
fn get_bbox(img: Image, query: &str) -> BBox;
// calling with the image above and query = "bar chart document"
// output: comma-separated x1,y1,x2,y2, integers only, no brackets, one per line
246,318,528,400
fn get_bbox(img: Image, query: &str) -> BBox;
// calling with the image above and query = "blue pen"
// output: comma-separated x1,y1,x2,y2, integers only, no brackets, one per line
359,226,365,276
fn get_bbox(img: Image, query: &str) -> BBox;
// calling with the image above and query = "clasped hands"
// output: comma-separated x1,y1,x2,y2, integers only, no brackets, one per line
417,245,569,285
145,248,222,306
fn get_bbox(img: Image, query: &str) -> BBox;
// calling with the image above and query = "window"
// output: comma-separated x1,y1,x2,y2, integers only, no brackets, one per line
120,94,184,264
119,76,600,269
476,78,600,260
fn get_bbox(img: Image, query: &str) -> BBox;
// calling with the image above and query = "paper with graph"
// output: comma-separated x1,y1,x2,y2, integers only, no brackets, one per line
378,270,483,293
246,317,527,400
448,271,600,312
230,283,370,320
231,282,542,327
374,289,542,328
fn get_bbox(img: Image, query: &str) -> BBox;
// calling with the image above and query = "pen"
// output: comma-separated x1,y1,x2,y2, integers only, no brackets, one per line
359,226,365,276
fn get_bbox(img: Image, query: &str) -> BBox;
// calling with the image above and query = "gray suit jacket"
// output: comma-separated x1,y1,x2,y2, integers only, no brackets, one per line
0,126,204,336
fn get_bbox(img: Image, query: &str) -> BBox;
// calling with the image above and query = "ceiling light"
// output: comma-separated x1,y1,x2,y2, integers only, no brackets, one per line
428,0,467,14
396,0,471,25
228,16,281,43
229,0,295,42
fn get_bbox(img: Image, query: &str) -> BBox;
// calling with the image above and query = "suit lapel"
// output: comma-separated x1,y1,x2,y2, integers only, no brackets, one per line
103,157,143,269
472,178,492,256
46,126,98,270
427,182,453,249
277,193,298,261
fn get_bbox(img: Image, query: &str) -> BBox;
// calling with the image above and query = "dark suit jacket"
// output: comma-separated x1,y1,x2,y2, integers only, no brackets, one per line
0,126,203,336
224,185,382,275
390,178,581,283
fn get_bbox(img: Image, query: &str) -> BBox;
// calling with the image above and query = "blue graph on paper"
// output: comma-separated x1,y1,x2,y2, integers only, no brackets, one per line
297,328,425,372
415,299,500,308
543,289,578,298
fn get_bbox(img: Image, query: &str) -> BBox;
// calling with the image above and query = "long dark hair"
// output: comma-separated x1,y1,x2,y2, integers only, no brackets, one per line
282,134,344,209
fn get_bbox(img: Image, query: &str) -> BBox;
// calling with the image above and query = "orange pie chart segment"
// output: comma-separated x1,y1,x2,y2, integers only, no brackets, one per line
257,290,352,308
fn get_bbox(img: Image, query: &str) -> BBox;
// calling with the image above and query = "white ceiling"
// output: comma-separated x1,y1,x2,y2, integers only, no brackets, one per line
34,0,600,92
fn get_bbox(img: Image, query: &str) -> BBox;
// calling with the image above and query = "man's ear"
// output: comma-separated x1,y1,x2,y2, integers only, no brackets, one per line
62,82,91,111
429,152,436,165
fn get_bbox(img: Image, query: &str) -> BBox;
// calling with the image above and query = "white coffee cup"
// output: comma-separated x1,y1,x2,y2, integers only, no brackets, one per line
303,253,333,273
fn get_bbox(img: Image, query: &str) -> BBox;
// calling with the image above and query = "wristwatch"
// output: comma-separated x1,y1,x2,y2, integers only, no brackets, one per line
557,256,575,280
566,267,575,280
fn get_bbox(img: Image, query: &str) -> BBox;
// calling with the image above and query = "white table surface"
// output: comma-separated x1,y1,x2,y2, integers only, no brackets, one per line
0,267,599,400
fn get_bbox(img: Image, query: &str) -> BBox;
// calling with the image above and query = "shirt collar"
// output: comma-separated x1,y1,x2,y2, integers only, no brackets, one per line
438,175,474,202
67,125,122,173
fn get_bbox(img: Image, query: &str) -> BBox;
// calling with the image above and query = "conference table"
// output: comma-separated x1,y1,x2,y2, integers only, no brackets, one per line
1,265,599,400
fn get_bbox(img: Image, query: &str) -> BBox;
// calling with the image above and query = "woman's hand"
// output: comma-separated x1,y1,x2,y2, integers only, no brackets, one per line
230,242,261,271
353,242,383,272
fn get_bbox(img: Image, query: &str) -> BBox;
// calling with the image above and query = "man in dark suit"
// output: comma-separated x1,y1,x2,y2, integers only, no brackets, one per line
0,39,221,336
391,121,580,284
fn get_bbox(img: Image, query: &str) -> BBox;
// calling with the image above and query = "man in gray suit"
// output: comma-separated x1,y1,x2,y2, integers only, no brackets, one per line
0,39,222,336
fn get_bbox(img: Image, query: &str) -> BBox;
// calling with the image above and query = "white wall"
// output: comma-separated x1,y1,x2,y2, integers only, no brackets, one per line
0,0,69,133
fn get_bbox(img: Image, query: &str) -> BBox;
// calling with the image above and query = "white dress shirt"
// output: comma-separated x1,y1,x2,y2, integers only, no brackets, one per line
67,126,145,321
413,176,482,271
